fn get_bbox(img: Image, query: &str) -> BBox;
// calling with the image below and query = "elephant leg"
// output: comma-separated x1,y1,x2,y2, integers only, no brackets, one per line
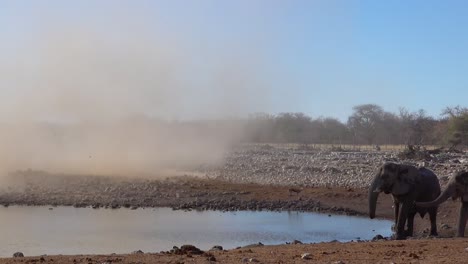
396,202,410,240
392,201,400,231
463,204,468,237
457,202,468,237
428,207,438,236
405,212,416,237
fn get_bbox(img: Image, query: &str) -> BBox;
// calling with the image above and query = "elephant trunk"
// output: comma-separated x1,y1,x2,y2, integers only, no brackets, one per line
369,177,381,219
418,183,455,208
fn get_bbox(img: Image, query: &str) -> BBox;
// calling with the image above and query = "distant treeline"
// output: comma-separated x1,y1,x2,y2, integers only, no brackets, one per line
243,104,468,148
24,104,468,150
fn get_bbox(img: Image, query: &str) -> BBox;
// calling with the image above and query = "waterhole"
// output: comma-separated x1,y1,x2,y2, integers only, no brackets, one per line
0,206,392,257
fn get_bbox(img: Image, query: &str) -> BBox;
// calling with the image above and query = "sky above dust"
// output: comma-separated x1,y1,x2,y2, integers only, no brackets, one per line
0,0,468,120
1,1,468,121
1,1,468,177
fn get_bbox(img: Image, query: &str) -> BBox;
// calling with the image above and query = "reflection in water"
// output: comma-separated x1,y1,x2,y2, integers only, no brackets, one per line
0,207,392,257
287,211,302,226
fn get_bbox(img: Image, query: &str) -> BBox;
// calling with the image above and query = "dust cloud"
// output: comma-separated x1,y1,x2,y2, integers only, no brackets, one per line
0,8,271,179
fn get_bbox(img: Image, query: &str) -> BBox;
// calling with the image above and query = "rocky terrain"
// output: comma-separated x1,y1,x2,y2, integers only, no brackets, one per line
0,144,467,213
203,144,468,187
0,171,362,215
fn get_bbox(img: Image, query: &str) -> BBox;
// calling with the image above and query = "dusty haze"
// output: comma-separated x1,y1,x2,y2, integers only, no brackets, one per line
0,7,272,179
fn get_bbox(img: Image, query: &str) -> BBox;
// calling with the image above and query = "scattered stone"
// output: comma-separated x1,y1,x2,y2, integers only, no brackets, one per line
179,244,204,255
243,242,264,248
13,252,24,258
301,253,312,259
440,224,450,229
249,258,260,263
4,145,467,214
132,250,144,254
210,245,223,251
333,261,345,264
372,234,384,241
207,255,216,261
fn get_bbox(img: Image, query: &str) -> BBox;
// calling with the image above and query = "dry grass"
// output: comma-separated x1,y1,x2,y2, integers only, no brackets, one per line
245,143,441,151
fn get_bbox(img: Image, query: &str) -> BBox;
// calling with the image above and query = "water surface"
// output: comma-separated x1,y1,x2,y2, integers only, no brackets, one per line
0,206,392,257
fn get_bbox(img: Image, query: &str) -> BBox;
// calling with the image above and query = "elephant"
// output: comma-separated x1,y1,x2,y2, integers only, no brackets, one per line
416,171,468,237
369,162,441,240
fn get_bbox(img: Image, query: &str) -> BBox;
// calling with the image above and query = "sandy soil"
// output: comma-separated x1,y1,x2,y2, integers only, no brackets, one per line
2,238,468,264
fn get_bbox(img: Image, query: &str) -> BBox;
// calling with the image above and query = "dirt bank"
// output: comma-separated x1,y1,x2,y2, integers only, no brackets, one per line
0,172,461,236
2,238,468,263
0,173,371,215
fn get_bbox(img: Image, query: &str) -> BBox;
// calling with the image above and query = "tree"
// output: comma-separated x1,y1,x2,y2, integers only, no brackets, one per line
274,112,314,144
245,113,275,143
347,104,384,144
398,108,435,145
442,106,468,118
316,117,349,144
442,107,468,148
376,112,402,145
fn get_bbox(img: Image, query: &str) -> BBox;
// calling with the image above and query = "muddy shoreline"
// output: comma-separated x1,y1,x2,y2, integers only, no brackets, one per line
0,173,364,216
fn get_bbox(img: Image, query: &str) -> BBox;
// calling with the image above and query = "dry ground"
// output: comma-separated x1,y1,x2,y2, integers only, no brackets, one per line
2,239,468,264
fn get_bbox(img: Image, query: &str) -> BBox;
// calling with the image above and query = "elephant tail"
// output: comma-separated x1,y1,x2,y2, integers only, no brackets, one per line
416,184,455,208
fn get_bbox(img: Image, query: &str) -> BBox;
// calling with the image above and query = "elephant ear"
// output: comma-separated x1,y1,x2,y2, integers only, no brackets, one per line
391,166,416,195
458,171,468,185
401,167,419,185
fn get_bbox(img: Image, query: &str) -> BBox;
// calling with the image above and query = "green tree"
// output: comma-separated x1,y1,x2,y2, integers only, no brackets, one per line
442,106,468,148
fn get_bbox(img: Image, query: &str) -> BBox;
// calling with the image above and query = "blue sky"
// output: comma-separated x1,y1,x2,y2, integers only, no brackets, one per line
1,1,468,121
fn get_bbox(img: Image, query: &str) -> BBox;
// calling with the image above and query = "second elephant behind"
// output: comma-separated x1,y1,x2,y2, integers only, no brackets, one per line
417,171,468,237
